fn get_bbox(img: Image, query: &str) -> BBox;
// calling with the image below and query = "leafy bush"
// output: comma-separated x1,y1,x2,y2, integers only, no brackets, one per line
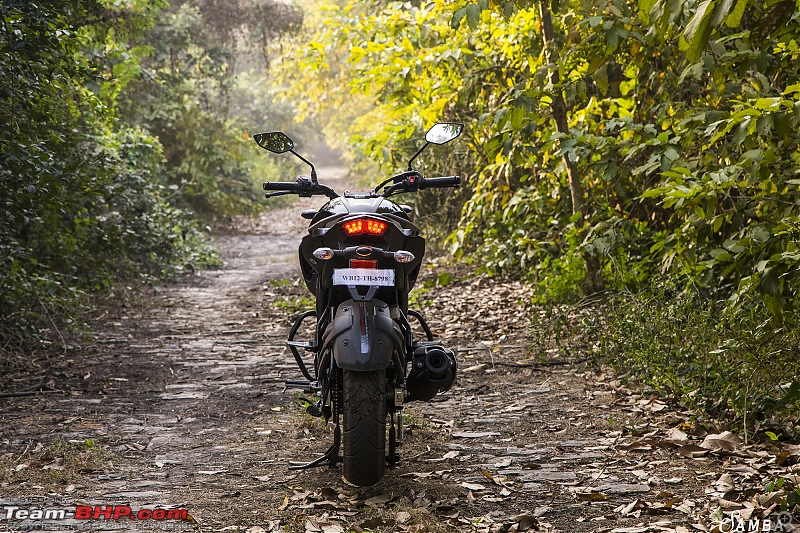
601,286,800,439
0,1,218,348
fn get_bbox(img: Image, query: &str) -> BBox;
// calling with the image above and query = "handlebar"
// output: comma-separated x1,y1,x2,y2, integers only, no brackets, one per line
382,174,460,196
263,181,302,192
263,174,460,201
420,175,460,189
263,178,338,199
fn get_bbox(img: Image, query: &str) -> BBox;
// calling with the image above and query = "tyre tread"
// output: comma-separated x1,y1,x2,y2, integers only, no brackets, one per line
342,369,386,486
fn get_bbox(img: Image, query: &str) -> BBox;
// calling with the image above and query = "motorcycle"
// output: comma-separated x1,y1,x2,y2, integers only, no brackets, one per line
253,123,463,486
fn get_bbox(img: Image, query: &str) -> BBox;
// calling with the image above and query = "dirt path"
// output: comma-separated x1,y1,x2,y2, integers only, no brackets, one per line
1,169,798,532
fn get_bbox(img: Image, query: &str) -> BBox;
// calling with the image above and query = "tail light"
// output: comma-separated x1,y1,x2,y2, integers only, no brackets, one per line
342,218,388,236
350,259,377,269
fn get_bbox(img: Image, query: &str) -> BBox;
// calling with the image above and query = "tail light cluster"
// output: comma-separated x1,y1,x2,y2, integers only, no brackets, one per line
311,218,415,266
342,218,387,236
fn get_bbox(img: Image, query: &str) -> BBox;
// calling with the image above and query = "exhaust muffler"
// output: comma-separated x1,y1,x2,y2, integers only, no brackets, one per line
406,345,457,401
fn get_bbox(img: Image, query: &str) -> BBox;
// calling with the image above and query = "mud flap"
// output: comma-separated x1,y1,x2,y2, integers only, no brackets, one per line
325,299,403,371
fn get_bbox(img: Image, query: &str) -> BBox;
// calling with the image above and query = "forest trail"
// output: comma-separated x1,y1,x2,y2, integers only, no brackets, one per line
1,168,796,532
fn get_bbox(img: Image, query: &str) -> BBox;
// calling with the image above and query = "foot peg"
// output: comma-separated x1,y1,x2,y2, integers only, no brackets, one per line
284,379,320,393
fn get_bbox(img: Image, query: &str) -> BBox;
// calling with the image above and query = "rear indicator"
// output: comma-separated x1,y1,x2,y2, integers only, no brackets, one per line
393,250,415,263
313,247,334,260
350,259,377,269
342,218,388,236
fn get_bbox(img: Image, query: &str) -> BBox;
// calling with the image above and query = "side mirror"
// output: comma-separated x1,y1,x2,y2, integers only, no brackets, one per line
253,132,294,154
254,130,319,184
407,121,464,170
425,122,464,145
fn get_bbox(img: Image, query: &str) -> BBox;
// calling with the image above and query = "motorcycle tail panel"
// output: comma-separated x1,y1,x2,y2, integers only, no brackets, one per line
329,299,403,371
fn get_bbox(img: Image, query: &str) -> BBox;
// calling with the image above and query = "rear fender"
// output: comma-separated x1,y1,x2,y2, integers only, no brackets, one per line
325,299,403,371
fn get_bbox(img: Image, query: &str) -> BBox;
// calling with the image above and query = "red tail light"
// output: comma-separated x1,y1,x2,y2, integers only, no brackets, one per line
342,218,388,236
350,259,377,269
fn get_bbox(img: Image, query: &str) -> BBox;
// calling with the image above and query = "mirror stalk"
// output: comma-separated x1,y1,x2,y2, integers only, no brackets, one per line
290,149,318,184
407,142,430,171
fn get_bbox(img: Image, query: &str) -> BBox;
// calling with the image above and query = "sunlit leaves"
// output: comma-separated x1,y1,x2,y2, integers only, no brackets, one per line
679,0,715,62
277,0,800,321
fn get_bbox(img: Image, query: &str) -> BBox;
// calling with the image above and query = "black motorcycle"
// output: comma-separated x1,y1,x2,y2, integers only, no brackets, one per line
254,123,463,486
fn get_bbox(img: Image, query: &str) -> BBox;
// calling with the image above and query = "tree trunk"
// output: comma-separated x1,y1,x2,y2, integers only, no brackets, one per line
539,0,604,292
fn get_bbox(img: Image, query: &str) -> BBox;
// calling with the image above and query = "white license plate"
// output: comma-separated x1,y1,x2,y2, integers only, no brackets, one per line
333,268,395,287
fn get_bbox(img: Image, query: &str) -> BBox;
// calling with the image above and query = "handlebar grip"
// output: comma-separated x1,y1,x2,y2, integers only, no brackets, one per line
421,176,460,189
263,181,301,191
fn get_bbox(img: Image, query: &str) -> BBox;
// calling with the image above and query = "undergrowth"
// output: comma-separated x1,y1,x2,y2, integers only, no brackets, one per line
539,283,800,442
0,439,117,487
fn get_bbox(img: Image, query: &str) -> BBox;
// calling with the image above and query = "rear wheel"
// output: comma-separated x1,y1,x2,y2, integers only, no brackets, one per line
342,369,387,486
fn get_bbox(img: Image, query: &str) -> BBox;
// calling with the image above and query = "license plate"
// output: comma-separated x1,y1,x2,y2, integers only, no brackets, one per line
333,268,395,287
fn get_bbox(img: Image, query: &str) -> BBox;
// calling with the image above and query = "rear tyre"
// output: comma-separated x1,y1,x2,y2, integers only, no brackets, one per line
342,369,387,486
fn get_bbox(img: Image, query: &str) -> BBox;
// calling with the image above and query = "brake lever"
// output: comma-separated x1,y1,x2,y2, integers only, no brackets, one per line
265,191,294,199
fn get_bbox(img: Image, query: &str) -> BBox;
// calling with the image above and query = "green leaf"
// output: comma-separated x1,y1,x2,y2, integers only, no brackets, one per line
451,7,467,29
760,266,781,295
762,293,783,317
638,0,656,22
711,0,735,27
680,0,716,62
750,226,770,243
594,65,609,96
724,0,747,27
465,4,482,29
710,248,731,261
765,431,779,441
783,83,800,95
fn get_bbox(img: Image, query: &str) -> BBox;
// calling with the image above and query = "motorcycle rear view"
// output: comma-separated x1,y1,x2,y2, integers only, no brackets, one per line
254,123,463,486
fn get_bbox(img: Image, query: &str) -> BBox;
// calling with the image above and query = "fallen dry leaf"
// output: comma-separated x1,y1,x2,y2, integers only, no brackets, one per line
277,497,289,511
576,491,609,501
701,431,743,452
664,427,689,444
364,494,392,508
510,514,539,532
678,444,710,458
615,499,641,516
360,517,395,529
481,470,497,483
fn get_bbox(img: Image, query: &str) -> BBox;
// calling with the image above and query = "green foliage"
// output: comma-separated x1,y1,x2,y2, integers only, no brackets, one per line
602,287,800,438
1,0,307,347
0,1,248,347
119,5,259,217
277,0,800,303
765,476,800,512
274,294,316,315
276,0,800,433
